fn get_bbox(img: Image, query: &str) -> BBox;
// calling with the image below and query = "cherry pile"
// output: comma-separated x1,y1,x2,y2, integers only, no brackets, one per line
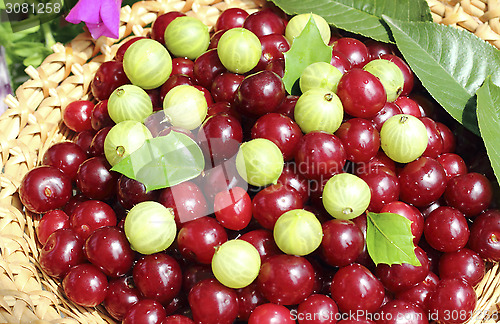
18,3,500,324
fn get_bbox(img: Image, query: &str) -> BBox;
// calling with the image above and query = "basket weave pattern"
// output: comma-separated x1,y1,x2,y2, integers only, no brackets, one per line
0,0,499,323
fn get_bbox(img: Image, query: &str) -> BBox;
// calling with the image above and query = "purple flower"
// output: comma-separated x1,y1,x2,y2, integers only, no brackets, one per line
66,0,122,39
0,46,12,115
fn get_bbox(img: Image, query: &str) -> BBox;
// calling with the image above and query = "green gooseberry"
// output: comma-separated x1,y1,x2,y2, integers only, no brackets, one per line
164,16,210,60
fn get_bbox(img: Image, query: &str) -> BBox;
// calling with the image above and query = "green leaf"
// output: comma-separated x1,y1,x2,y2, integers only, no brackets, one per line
366,212,421,266
270,0,431,43
283,15,332,95
384,16,500,136
477,77,500,185
111,131,205,192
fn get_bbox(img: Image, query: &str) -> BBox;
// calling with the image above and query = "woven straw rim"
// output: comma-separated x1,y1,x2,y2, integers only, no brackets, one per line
0,0,500,322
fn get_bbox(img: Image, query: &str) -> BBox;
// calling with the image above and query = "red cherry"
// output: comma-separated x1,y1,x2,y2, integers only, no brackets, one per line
62,263,108,307
104,276,141,321
188,279,239,324
214,187,252,230
36,210,70,245
123,299,167,324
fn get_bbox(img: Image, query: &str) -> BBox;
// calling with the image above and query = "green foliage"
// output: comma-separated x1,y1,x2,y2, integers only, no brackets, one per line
366,212,421,266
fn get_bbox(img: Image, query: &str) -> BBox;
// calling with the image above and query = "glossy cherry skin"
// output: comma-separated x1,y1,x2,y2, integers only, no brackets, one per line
439,248,485,287
358,166,400,213
39,228,85,279
243,9,286,37
151,11,185,44
330,263,385,314
214,7,248,32
338,321,375,324
297,294,339,324
177,216,228,264
370,102,403,131
200,159,245,205
76,156,119,200
182,264,215,292
375,300,428,324
420,117,444,158
42,142,87,181
364,39,394,60
70,200,117,240
104,276,141,321
207,101,240,120
294,131,346,181
380,54,414,96
214,187,252,230
210,72,245,103
251,113,302,161
62,263,108,307
257,255,315,305
188,279,239,324
336,69,387,118
255,34,290,71
233,282,266,321
252,183,304,230
336,118,380,162
436,153,468,181
234,71,285,117
123,299,167,324
37,210,70,245
248,303,295,324
375,246,430,293
63,193,89,216
197,114,243,164
426,278,477,324
171,57,195,79
277,162,310,203
63,100,94,132
117,175,159,210
159,181,208,225
424,206,470,252
84,226,134,277
332,38,370,69
331,50,352,74
380,201,424,245
133,253,182,306
321,219,364,267
394,96,421,117
114,36,147,62
89,126,111,157
436,122,456,153
398,157,447,207
74,129,96,156
396,271,439,309
275,95,299,119
91,99,114,131
19,166,72,214
161,315,195,324
193,49,226,89
444,172,493,217
240,229,281,262
91,61,130,101
468,209,500,262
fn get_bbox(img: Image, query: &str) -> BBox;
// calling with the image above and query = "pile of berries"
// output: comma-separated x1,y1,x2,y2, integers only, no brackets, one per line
18,3,500,324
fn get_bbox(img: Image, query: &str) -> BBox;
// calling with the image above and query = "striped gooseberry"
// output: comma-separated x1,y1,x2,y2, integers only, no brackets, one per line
124,201,176,255
103,121,152,166
294,88,344,134
235,138,284,187
123,39,172,89
108,84,153,123
211,240,261,289
285,13,331,45
363,59,404,102
322,173,371,220
273,209,323,256
380,114,428,163
163,85,208,130
164,16,210,60
217,28,262,73
299,61,343,93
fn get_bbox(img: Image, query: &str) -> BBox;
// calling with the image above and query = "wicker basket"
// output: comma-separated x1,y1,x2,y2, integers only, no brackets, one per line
1,0,499,323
